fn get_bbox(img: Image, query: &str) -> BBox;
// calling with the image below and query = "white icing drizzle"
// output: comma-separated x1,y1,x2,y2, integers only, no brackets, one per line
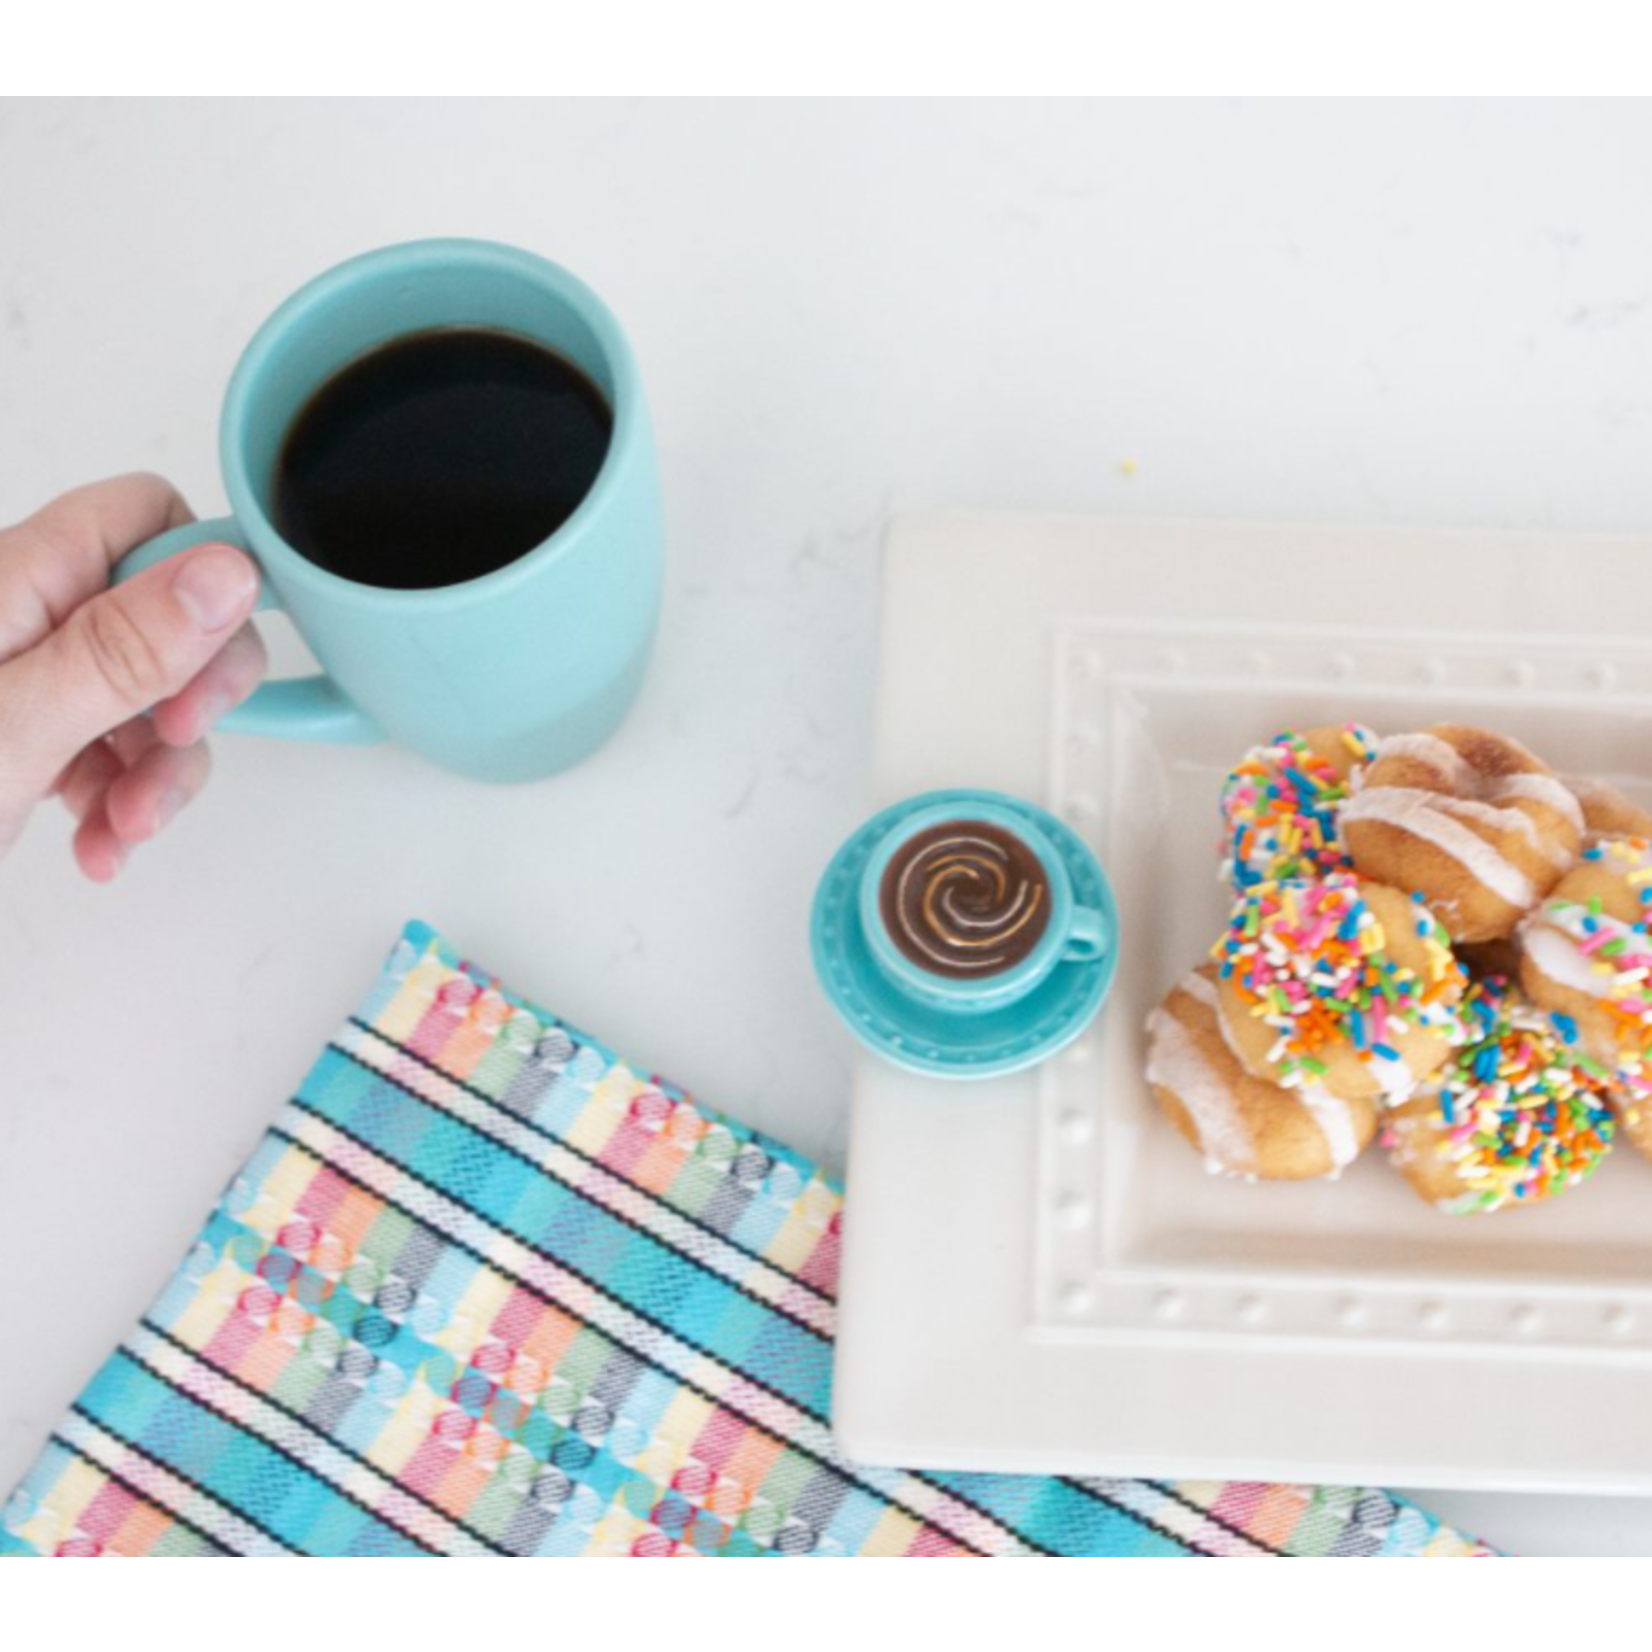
1372,734,1581,847
1377,732,1476,791
1496,772,1584,832
1180,971,1220,1009
1381,1107,1424,1169
1419,789,1544,843
1145,1004,1257,1176
1365,1050,1418,1102
1545,899,1641,948
1342,787,1536,909
1592,835,1652,876
1296,1081,1362,1172
1522,905,1648,1004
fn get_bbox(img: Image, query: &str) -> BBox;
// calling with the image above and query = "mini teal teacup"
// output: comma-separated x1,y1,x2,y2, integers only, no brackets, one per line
858,796,1111,1015
114,238,664,783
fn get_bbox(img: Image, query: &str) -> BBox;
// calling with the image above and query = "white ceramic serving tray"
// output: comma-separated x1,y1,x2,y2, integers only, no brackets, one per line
833,510,1652,1496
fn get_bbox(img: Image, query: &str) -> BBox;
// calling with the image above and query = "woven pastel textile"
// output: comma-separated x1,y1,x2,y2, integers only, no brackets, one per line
3,923,1490,1558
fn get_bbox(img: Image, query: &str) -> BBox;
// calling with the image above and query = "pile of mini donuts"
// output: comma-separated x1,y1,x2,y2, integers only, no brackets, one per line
1144,723,1652,1214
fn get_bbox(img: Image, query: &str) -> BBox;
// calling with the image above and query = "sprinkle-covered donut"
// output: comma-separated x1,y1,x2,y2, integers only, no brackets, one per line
1146,965,1377,1180
1382,976,1616,1214
1342,725,1582,942
1213,874,1466,1103
1519,834,1652,1160
1218,724,1379,891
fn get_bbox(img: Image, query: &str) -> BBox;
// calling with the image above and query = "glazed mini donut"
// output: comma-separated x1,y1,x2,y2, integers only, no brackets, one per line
1146,965,1377,1179
1218,724,1379,891
1519,834,1652,1160
1561,775,1652,846
1213,874,1466,1104
1382,976,1616,1214
1341,725,1582,942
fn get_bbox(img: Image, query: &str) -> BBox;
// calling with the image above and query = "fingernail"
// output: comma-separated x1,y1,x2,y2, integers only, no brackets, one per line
152,785,187,835
198,690,234,735
173,545,257,632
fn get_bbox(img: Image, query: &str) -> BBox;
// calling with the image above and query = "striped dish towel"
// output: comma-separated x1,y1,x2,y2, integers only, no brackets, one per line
2,922,1491,1557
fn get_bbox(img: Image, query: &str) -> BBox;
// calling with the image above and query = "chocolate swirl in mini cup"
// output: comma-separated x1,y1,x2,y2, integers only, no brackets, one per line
878,820,1052,979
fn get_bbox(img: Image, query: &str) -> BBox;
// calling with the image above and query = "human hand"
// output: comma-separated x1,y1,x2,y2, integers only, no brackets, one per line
0,474,266,879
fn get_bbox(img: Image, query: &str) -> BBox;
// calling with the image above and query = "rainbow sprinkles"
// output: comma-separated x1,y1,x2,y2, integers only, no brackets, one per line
1384,977,1616,1215
1213,874,1464,1089
1219,724,1378,890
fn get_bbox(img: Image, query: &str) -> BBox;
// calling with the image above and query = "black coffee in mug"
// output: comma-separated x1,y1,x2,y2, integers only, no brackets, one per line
272,326,613,590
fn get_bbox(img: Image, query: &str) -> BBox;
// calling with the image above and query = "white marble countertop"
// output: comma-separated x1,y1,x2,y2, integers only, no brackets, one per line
4,97,1652,1554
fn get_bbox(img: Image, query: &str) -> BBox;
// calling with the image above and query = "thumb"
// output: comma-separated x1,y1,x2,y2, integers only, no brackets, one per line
0,543,260,787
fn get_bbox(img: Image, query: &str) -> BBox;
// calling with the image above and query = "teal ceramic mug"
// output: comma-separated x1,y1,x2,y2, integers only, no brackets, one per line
114,238,664,783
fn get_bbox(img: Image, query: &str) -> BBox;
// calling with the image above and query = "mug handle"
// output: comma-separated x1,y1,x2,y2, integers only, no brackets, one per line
115,517,384,744
1063,904,1111,964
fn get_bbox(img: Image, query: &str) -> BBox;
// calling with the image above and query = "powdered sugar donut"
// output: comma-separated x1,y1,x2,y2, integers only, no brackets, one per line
1218,724,1379,891
1382,976,1615,1215
1213,874,1466,1105
1342,726,1582,942
1146,965,1377,1180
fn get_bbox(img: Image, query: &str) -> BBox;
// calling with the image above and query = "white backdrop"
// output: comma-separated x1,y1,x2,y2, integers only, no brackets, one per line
3,98,1651,1552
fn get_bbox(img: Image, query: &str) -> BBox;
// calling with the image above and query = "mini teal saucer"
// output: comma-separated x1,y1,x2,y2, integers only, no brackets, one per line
810,789,1119,1079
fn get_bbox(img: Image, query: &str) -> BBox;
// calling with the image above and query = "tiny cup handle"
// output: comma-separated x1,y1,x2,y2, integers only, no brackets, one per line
1063,904,1111,964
